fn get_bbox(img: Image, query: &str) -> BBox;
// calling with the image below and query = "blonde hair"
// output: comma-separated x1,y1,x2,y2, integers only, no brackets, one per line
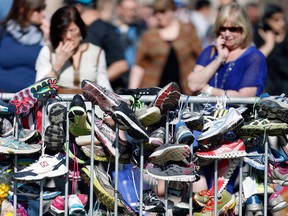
214,2,253,48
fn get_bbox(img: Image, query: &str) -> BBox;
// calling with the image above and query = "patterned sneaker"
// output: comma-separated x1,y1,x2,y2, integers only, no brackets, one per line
86,110,116,156
148,143,191,166
193,190,236,216
13,153,68,181
141,190,165,213
257,93,288,123
147,127,165,149
68,94,91,137
245,195,263,216
80,165,125,211
268,188,288,213
174,121,195,145
82,80,148,139
0,136,41,154
269,163,288,186
44,124,65,152
151,82,181,116
9,77,59,114
195,139,247,159
197,107,244,145
48,102,67,126
147,163,199,182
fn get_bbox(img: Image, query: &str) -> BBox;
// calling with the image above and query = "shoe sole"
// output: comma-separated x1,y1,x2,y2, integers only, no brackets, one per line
196,149,247,159
49,206,64,216
44,125,65,152
270,201,288,213
149,144,191,166
69,106,91,136
147,169,199,182
138,107,161,127
81,167,124,210
0,144,41,154
9,78,59,114
258,100,288,123
49,103,67,125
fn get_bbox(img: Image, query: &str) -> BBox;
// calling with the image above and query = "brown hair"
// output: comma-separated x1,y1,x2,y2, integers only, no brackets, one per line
2,0,45,29
153,0,177,13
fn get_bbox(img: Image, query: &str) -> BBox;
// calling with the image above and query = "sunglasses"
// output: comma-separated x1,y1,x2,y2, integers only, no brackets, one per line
219,26,242,33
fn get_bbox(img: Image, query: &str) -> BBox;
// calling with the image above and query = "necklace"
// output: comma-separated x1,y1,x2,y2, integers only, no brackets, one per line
214,61,235,89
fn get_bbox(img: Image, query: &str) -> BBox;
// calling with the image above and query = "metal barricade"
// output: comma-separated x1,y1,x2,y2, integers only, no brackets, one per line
0,94,270,216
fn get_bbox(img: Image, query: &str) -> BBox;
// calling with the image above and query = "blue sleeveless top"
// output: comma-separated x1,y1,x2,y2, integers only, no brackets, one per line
196,45,267,96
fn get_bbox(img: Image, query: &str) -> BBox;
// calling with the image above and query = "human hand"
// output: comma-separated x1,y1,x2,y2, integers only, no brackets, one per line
54,41,75,71
215,35,229,62
40,18,50,43
258,29,276,46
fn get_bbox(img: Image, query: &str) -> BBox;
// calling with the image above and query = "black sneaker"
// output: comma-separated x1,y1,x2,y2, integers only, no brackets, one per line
141,190,165,213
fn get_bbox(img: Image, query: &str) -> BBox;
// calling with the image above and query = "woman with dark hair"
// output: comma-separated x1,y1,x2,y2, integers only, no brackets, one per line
36,5,112,93
0,0,47,92
254,3,288,95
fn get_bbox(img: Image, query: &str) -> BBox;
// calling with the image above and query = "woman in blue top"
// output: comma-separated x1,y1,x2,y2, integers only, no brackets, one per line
188,2,267,97
0,0,47,93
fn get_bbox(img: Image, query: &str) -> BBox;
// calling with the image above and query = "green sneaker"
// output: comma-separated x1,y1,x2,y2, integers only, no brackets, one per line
193,190,236,216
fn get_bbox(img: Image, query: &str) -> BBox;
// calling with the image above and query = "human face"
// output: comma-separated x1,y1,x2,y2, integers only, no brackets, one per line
154,9,173,28
62,22,82,50
266,12,285,34
118,0,138,25
29,4,46,25
218,22,243,49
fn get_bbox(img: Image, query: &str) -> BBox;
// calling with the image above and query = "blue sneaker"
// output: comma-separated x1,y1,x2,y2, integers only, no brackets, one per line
245,195,263,216
174,121,195,145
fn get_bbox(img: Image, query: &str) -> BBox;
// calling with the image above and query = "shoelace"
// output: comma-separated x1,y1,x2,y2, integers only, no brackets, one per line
71,141,80,194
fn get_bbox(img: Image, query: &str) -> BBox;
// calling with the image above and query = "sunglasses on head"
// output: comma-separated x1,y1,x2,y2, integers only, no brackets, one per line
219,26,242,33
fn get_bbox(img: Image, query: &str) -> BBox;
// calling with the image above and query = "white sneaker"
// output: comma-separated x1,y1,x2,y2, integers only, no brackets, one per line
68,194,87,216
13,154,68,180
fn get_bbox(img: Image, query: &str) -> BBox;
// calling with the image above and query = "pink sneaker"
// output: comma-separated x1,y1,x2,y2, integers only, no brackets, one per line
49,194,88,215
268,189,288,213
196,139,247,159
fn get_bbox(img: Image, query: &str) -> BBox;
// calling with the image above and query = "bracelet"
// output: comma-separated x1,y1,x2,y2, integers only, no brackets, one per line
215,56,225,65
206,85,213,95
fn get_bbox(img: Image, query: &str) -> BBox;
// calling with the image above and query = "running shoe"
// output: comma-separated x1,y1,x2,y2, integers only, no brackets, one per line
9,77,59,114
147,127,165,149
0,117,13,137
68,94,91,136
18,128,41,144
0,136,41,154
150,82,181,116
44,124,65,153
181,108,204,131
147,163,199,182
257,93,288,123
193,190,236,216
148,143,191,166
82,80,148,139
269,163,288,186
13,153,68,181
245,195,263,216
48,103,67,126
195,139,247,159
268,188,288,213
141,190,165,213
197,107,244,145
68,194,87,216
174,121,195,145
81,165,125,210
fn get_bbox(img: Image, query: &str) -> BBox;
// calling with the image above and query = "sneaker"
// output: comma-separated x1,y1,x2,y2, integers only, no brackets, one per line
44,124,65,152
68,194,87,216
245,195,263,216
147,163,199,182
0,117,13,137
197,107,244,145
141,190,165,213
151,82,181,116
86,110,116,156
193,190,236,216
48,102,67,126
63,138,89,165
269,163,288,186
172,201,189,216
147,127,165,149
181,108,204,131
195,139,247,159
0,136,41,154
268,189,288,213
49,194,88,216
244,155,265,170
18,128,41,144
9,77,59,114
174,121,195,145
81,165,125,210
82,80,148,139
68,94,91,136
13,153,68,181
257,93,288,123
148,143,191,166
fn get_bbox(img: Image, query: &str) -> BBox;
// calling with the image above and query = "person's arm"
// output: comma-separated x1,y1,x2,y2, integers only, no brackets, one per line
129,64,145,88
107,59,128,82
257,29,276,57
201,84,257,97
